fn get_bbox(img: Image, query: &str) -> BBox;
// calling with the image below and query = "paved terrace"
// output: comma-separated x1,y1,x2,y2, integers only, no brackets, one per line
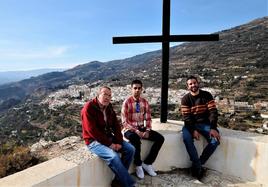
0,119,267,187
134,168,259,187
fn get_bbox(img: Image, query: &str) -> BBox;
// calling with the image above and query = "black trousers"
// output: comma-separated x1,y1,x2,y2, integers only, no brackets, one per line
124,130,165,166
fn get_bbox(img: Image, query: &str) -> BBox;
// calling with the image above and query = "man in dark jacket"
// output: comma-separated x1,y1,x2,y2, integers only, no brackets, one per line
181,76,220,180
81,86,136,187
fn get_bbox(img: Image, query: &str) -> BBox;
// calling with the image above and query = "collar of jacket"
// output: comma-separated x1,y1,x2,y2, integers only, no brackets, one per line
92,97,112,112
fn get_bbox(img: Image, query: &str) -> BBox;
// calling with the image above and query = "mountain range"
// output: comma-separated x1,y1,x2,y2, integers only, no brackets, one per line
0,17,267,144
0,68,65,85
0,17,267,114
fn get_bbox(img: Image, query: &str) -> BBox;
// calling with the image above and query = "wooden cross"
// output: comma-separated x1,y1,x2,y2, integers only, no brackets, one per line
113,0,219,123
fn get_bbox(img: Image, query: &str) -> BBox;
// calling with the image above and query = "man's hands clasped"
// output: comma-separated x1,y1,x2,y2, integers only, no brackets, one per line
193,129,220,142
135,129,149,139
109,143,122,151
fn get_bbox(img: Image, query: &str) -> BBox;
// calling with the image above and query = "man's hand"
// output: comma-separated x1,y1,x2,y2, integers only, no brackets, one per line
193,130,200,140
109,143,122,151
114,144,122,151
135,130,149,139
142,131,149,139
210,129,221,141
135,130,143,138
109,143,116,150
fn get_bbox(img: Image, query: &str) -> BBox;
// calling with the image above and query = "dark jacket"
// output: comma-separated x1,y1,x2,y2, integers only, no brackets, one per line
81,97,123,146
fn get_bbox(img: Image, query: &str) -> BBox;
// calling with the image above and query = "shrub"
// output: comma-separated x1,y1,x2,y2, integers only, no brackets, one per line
0,146,40,178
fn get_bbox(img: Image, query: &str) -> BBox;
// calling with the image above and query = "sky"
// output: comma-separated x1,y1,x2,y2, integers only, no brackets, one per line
0,0,267,71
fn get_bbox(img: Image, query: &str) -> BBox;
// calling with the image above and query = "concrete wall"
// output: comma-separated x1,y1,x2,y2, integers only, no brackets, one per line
206,128,268,185
0,119,267,186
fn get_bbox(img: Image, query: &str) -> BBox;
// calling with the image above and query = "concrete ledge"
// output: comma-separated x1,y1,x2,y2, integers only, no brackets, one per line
0,157,77,187
35,156,113,187
147,119,200,171
0,119,267,186
0,149,113,187
206,128,268,185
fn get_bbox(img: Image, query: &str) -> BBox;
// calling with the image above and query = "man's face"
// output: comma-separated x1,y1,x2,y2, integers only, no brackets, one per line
98,88,112,106
186,79,199,93
131,83,142,98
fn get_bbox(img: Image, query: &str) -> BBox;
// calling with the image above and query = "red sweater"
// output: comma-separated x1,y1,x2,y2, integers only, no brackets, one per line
81,97,123,146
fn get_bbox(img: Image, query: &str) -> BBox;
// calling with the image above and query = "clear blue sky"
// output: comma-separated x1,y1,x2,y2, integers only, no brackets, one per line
0,0,267,71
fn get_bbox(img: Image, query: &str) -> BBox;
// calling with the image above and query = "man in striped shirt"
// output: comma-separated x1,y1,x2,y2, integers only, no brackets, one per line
181,75,220,180
121,80,165,179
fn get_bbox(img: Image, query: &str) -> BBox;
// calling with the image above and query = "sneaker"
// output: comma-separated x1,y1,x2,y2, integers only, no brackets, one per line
136,166,144,179
142,163,157,176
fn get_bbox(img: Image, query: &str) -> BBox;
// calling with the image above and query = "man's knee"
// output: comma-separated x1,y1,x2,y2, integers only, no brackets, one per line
126,143,136,154
157,134,165,144
149,130,165,143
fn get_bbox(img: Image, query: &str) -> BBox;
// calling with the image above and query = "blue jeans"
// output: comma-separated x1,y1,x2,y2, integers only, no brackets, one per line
182,124,220,170
87,140,136,187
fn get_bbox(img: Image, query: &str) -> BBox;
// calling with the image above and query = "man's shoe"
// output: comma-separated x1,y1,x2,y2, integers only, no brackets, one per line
191,167,205,180
111,178,122,187
142,163,157,176
136,166,144,179
197,167,206,180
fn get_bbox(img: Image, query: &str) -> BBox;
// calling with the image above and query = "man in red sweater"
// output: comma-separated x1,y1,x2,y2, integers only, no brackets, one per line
81,86,136,187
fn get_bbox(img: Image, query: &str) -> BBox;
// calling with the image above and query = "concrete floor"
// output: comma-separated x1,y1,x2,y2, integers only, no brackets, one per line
133,168,262,187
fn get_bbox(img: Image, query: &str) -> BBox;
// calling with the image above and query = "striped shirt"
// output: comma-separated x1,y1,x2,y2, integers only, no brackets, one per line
181,89,218,133
121,96,152,132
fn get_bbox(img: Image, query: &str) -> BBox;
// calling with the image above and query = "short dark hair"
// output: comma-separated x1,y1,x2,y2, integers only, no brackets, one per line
131,79,143,87
186,75,198,83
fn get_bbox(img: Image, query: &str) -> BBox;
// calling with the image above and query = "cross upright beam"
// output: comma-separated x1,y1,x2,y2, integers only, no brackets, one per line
113,0,219,123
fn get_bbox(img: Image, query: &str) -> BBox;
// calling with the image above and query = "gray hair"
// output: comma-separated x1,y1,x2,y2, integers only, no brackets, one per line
98,86,111,96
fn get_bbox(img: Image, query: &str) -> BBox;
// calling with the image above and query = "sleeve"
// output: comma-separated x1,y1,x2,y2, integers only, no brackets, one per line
181,95,196,133
110,107,123,144
206,93,218,129
121,99,137,132
81,104,113,146
144,100,152,130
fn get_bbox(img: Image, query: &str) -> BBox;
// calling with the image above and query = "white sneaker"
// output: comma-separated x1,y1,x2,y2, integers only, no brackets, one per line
142,163,157,176
136,166,144,179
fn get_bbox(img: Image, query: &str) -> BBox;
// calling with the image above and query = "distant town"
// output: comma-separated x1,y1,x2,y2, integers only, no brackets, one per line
41,83,268,134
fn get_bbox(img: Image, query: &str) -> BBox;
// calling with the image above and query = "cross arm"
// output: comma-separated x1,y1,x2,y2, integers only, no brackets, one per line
113,34,219,44
113,35,164,44
170,34,219,42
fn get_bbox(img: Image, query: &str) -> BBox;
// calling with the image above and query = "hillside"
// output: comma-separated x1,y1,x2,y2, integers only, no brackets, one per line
0,17,267,146
0,17,267,114
0,51,162,113
111,17,268,100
